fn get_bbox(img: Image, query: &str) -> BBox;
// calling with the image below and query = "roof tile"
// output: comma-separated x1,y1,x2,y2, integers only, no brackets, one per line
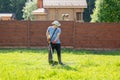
43,0,87,8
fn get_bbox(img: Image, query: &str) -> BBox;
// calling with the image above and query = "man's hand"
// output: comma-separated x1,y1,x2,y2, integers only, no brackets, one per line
47,38,50,43
52,40,56,44
47,35,50,43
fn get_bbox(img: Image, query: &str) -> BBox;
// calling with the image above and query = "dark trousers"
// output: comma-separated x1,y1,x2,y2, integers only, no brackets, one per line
48,43,62,63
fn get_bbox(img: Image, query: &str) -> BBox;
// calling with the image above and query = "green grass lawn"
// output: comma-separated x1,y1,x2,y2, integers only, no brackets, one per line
0,48,120,80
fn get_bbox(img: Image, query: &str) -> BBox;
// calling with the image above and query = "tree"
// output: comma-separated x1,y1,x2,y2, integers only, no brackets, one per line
83,0,96,22
0,0,11,12
0,0,26,20
10,0,26,20
22,0,37,20
91,0,120,22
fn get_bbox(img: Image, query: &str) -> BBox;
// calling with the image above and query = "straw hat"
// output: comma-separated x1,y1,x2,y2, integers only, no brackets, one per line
52,20,61,26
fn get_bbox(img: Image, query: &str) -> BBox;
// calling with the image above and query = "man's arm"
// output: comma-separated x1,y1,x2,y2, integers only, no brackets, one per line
46,30,49,38
54,28,61,42
54,32,60,42
46,30,50,43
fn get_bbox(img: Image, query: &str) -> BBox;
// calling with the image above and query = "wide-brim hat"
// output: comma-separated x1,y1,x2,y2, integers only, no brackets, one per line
52,20,61,26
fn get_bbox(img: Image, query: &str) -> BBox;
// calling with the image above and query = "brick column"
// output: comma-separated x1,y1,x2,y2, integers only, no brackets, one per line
37,0,43,8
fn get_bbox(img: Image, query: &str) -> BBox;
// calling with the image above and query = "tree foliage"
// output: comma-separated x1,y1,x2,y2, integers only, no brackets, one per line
0,0,26,20
22,0,37,20
0,0,11,12
83,0,96,22
91,0,120,22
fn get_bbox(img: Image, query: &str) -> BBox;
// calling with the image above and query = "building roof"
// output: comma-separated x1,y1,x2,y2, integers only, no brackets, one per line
32,8,47,15
0,13,13,17
43,0,87,8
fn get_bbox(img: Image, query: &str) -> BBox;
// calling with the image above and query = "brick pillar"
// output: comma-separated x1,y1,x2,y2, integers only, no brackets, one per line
37,0,43,8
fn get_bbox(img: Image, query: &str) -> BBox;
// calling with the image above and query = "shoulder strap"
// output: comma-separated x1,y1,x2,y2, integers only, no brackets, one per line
50,28,57,41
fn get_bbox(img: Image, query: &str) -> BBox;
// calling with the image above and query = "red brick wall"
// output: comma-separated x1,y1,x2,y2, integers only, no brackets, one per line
74,23,120,49
0,21,28,47
29,21,50,47
0,21,120,49
29,21,74,47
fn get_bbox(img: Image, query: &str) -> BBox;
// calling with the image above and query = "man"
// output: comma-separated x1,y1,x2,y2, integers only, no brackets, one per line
46,20,63,66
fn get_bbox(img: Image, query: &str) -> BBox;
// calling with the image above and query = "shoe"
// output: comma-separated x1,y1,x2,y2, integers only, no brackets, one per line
59,62,65,65
51,63,54,66
53,61,58,65
49,60,53,65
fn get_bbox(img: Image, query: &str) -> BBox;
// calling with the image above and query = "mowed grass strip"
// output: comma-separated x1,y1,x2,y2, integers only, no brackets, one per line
0,48,120,80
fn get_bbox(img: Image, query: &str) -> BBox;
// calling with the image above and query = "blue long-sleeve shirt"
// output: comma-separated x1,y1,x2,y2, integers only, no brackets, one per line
47,26,61,44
